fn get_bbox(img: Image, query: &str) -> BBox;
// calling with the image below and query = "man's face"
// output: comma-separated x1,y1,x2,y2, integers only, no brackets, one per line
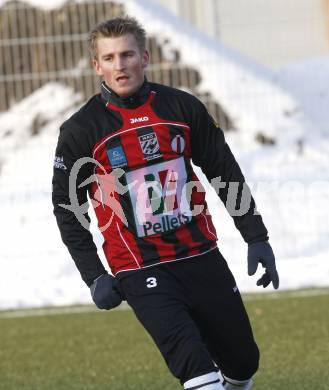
93,33,149,98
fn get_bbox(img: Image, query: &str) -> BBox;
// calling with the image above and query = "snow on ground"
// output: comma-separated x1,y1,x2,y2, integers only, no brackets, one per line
0,0,328,309
0,83,82,158
0,85,90,309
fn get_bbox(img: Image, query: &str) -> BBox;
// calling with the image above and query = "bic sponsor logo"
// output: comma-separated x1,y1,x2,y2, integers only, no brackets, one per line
125,157,192,237
143,212,191,236
144,169,178,215
130,116,149,124
142,168,192,236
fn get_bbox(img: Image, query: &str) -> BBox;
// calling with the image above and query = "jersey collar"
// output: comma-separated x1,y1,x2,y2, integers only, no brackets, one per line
101,79,151,109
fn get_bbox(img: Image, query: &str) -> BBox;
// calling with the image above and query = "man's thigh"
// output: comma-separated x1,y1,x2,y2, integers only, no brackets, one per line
119,267,217,384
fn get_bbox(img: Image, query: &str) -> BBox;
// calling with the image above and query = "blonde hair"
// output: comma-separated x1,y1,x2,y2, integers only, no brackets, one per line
88,16,147,59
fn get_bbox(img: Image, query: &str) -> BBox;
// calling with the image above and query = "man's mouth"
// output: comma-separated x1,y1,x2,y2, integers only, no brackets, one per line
116,75,129,82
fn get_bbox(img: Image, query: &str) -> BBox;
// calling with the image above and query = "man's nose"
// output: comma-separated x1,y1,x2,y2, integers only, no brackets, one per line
114,56,125,70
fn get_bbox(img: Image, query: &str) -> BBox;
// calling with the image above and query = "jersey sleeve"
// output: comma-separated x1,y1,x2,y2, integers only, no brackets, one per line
52,121,107,286
190,99,268,244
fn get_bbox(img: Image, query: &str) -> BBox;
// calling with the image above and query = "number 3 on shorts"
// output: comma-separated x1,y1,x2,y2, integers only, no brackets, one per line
146,277,157,288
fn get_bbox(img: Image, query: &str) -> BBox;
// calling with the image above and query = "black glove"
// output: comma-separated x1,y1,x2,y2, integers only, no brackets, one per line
90,274,123,310
247,241,279,289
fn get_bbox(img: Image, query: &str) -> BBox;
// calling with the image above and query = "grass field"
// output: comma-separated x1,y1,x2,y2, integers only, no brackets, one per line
0,289,328,390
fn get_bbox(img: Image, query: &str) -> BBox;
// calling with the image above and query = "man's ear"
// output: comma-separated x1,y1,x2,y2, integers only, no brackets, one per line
142,50,150,69
92,58,103,76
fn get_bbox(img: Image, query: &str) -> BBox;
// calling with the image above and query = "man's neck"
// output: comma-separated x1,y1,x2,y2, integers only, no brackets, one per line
101,79,151,109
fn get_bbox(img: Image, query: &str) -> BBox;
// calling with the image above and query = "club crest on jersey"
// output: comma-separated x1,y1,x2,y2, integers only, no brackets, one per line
171,135,185,154
138,132,162,161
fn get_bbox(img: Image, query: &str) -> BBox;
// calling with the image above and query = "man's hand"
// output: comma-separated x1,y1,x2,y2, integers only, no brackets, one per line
90,274,123,310
247,241,279,289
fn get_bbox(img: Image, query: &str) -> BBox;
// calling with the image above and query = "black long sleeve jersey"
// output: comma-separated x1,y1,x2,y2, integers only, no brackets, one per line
52,81,268,286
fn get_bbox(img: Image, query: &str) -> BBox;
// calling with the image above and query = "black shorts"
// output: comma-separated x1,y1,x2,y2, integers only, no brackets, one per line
119,248,259,384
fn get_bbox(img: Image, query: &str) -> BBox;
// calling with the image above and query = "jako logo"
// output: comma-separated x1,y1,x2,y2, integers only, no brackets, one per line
130,116,149,124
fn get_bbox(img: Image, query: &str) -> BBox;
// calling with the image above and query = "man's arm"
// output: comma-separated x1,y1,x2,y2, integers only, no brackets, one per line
52,122,107,287
190,100,268,244
190,99,279,289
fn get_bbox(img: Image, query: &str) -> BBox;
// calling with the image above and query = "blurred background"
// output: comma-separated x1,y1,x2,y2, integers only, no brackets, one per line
0,0,329,310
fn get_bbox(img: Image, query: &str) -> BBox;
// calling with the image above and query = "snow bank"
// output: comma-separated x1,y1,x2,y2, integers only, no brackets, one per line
1,0,310,141
0,83,82,165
